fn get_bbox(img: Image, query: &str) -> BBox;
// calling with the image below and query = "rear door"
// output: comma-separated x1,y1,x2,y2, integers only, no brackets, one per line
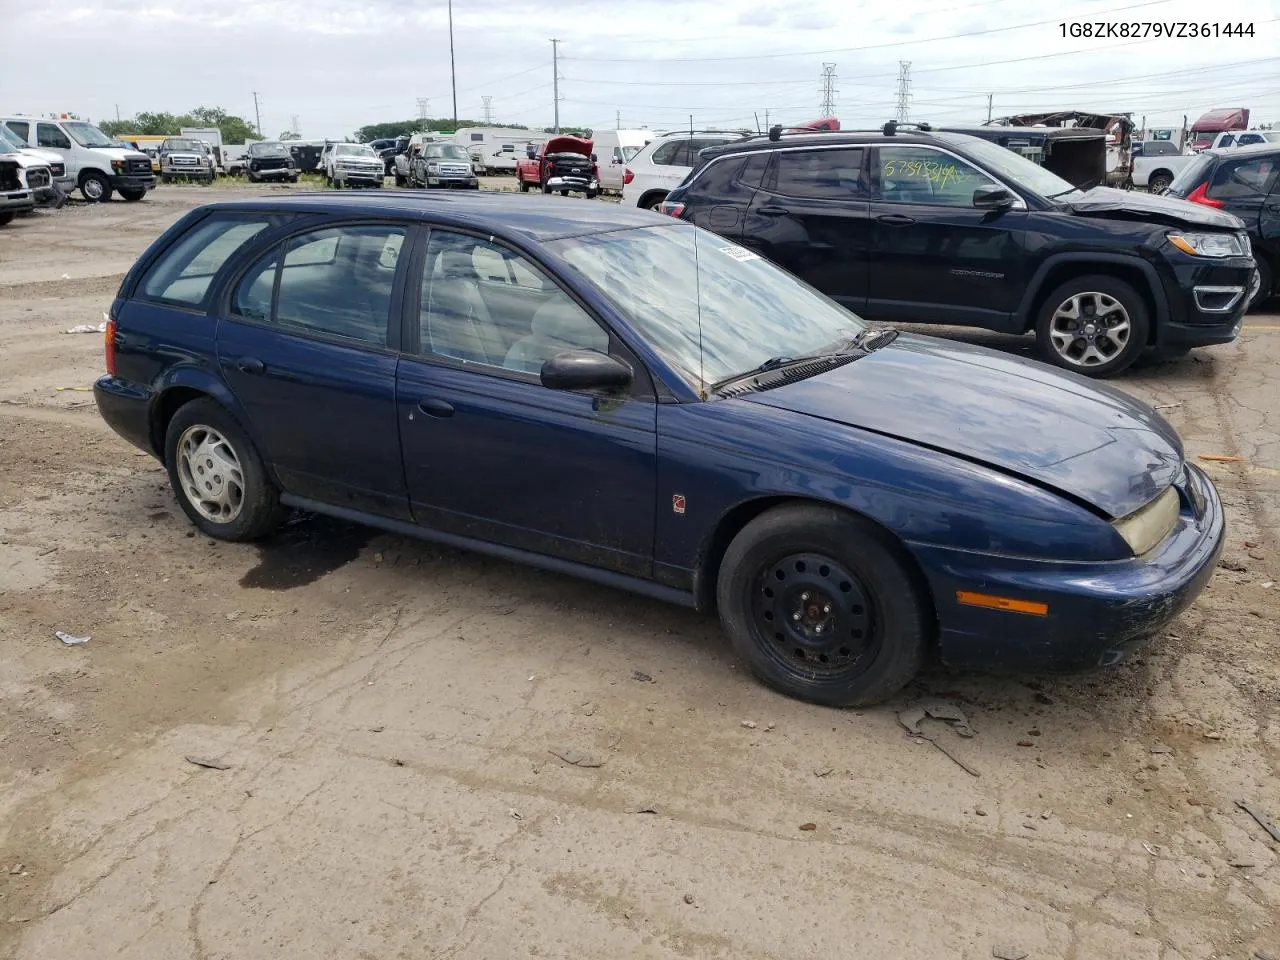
739,146,871,311
217,220,415,520
865,144,1027,328
681,152,768,240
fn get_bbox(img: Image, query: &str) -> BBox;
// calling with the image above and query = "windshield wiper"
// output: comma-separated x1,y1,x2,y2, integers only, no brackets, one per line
1044,187,1082,200
709,332,878,394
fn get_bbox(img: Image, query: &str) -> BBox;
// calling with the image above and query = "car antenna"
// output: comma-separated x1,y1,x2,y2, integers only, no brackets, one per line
754,111,761,135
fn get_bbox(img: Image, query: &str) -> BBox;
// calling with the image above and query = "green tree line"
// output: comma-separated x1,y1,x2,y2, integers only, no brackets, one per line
99,107,258,143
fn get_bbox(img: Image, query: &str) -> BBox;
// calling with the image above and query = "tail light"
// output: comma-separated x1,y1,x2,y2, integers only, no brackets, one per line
1185,183,1223,208
622,167,634,185
104,309,118,375
657,200,686,218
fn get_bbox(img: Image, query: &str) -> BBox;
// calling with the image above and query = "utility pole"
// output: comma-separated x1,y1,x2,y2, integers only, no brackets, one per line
894,62,911,122
114,103,121,122
482,96,494,125
252,91,262,136
986,93,993,124
448,0,458,128
819,63,838,117
417,97,429,132
550,39,561,133
616,109,621,130
764,108,770,129
290,114,300,137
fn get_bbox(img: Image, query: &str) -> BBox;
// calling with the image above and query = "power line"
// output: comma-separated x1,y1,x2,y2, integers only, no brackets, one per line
562,0,1173,62
819,63,838,117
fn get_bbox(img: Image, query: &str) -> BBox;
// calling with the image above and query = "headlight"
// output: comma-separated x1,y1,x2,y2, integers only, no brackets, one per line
1112,486,1179,556
111,159,125,172
1168,233,1248,258
427,162,439,170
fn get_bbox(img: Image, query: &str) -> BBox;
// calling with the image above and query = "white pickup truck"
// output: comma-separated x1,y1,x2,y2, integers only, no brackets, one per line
1131,152,1201,193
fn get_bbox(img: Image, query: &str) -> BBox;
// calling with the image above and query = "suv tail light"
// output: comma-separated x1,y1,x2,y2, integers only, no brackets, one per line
622,167,634,185
657,200,686,218
104,309,118,375
1185,183,1223,208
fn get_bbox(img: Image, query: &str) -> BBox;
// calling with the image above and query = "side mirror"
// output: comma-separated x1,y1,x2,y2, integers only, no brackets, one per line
540,349,633,392
973,185,1017,209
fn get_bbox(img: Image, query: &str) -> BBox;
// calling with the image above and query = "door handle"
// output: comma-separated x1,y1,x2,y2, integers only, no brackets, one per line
876,214,916,226
756,205,789,216
417,397,455,418
235,357,265,374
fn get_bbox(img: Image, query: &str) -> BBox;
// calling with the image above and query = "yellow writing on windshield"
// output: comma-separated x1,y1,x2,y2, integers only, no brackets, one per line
882,158,969,190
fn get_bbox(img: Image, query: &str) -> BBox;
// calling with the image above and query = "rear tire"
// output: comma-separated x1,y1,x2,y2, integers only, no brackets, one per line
1034,274,1149,378
0,211,14,226
164,399,286,542
716,504,928,707
520,179,530,192
1148,172,1173,193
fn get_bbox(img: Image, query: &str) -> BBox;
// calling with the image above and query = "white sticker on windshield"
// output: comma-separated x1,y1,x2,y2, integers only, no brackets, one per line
718,245,761,262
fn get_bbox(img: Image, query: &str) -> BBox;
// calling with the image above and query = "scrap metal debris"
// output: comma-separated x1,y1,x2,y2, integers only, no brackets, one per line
64,322,106,334
814,767,834,778
1198,454,1241,463
55,631,89,646
632,805,658,815
898,701,981,777
549,747,605,768
185,756,231,770
1235,800,1280,843
992,947,1028,960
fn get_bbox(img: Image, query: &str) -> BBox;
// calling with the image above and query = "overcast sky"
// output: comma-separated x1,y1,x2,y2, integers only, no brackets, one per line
6,0,1279,139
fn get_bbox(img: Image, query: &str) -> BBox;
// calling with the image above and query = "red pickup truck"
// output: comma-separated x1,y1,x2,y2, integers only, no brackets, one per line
516,135,600,198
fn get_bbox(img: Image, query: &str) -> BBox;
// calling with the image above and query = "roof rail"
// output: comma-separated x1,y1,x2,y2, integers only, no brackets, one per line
882,120,933,136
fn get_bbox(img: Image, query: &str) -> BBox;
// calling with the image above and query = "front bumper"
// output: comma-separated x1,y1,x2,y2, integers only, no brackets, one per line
0,190,34,213
334,168,384,183
426,176,479,189
1158,257,1255,347
109,173,156,191
546,176,598,193
250,167,296,180
94,376,156,456
913,463,1224,673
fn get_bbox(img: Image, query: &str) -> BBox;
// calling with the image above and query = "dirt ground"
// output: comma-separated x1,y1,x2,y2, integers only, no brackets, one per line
1,186,1278,960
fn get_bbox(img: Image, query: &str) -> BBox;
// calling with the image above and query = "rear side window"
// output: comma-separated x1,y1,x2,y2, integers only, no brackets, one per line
139,214,281,308
1208,155,1280,201
650,140,684,166
775,148,867,199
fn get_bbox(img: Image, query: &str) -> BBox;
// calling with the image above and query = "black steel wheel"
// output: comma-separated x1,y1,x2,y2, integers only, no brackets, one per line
717,504,929,706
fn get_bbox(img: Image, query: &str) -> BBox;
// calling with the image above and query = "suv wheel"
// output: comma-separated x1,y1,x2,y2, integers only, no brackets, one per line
165,399,285,541
1035,275,1149,378
80,171,112,203
640,192,667,210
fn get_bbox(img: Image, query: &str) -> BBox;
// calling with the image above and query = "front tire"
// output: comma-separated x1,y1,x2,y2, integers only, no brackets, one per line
716,504,928,707
1249,257,1273,311
520,179,530,192
119,187,146,202
1034,275,1149,378
80,171,112,202
164,399,285,542
395,172,407,187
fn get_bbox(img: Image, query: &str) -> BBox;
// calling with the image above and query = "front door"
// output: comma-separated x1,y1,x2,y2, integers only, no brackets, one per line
217,220,413,519
740,146,871,311
866,144,1028,330
396,229,657,576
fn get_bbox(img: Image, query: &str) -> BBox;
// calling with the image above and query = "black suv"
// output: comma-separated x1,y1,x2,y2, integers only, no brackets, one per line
1164,143,1278,309
662,124,1258,377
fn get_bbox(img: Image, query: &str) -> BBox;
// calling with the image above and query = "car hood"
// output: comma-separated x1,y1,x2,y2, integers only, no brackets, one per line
744,334,1183,519
1063,185,1244,230
544,135,593,156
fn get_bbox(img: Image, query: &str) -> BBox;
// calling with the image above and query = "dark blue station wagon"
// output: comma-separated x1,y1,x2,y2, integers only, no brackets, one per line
95,192,1224,705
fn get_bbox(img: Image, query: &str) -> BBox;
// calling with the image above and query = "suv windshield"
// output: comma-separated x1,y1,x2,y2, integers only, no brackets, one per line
336,143,376,157
63,122,116,148
424,144,470,160
548,224,865,393
249,142,290,157
937,132,1081,198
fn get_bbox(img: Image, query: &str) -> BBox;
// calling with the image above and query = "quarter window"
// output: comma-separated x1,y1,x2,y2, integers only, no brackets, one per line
36,123,71,150
650,140,683,166
232,223,407,346
774,148,866,199
140,214,281,308
419,231,608,375
1207,156,1279,201
877,146,1000,207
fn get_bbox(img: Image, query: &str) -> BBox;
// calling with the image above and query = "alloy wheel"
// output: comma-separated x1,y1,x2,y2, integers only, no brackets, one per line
176,424,245,524
1048,292,1132,368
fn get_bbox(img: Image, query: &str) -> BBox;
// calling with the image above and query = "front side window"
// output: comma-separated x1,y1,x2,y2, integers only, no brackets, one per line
36,123,71,150
140,214,282,308
4,121,30,142
774,148,866,199
650,140,684,166
877,146,1000,207
232,223,407,346
419,230,608,374
1208,155,1279,201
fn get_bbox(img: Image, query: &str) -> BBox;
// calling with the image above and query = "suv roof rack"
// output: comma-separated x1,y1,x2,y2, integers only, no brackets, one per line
653,129,751,139
882,120,933,136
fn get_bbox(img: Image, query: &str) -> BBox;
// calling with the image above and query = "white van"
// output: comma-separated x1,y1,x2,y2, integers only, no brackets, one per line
0,116,155,202
593,129,653,193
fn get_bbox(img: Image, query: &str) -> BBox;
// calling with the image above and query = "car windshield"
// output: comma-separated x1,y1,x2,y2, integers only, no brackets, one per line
425,144,470,160
0,126,22,154
249,142,290,157
1168,153,1216,193
336,143,376,157
937,132,1082,198
63,121,116,148
165,139,205,152
547,224,866,394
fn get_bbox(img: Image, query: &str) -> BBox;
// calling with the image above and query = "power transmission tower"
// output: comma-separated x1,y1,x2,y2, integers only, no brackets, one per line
482,96,494,124
551,39,561,133
417,97,429,132
819,63,838,117
252,91,262,136
894,62,911,122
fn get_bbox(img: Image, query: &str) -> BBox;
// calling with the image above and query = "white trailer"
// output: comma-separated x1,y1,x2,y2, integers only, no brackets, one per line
453,127,541,174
